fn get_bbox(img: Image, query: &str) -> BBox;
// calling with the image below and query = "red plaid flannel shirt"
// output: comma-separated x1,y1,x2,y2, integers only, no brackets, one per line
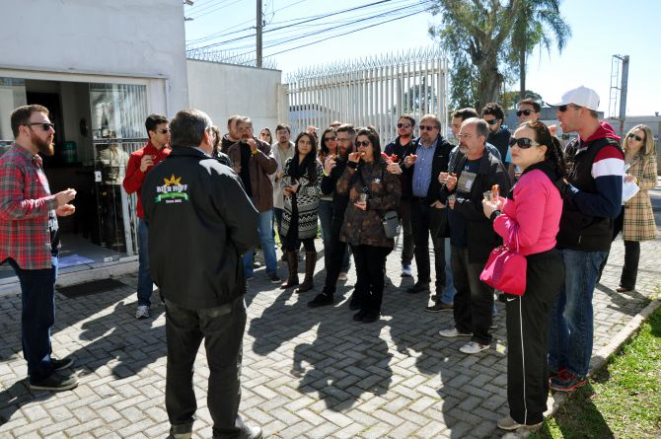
0,144,59,270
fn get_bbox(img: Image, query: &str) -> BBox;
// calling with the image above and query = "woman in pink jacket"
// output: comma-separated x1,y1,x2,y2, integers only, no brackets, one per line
482,121,566,432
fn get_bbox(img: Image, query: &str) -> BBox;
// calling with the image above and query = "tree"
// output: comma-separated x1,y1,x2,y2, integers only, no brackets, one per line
500,89,544,110
510,0,571,101
429,0,519,111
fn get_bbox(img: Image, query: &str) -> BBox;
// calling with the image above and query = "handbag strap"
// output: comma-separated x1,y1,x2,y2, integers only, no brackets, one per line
507,225,520,252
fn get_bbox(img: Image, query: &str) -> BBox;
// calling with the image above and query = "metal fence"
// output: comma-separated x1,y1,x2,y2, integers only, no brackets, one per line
285,47,449,142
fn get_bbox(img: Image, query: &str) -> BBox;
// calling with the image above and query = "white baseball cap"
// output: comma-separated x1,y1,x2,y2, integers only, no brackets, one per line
549,86,600,111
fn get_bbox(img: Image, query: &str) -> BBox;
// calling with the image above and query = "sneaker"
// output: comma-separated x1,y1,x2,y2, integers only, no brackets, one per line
253,261,261,269
135,305,150,319
497,415,542,431
52,357,74,371
268,272,282,283
242,426,263,439
29,372,78,392
459,341,489,354
438,327,472,338
401,264,412,277
407,282,430,294
338,272,348,281
308,294,334,308
550,369,586,392
425,302,453,313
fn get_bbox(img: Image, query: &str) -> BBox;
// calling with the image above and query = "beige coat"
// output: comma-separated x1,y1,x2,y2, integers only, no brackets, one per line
623,153,658,241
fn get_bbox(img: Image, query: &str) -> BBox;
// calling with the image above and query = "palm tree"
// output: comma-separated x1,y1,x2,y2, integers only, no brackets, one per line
511,0,571,101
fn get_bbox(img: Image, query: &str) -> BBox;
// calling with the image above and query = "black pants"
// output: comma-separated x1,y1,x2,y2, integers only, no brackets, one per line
165,298,247,439
506,250,564,425
322,211,348,297
351,245,390,313
399,199,414,265
611,209,640,289
411,198,446,293
451,246,494,345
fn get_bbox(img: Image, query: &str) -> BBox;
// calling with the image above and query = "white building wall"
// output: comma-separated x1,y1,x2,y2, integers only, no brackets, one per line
0,0,188,116
187,60,283,135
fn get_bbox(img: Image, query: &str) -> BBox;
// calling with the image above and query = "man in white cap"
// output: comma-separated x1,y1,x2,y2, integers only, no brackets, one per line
547,86,624,392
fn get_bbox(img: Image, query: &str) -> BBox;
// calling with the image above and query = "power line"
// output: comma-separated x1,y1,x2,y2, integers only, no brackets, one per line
188,0,416,51
189,1,432,65
186,0,313,46
189,0,240,19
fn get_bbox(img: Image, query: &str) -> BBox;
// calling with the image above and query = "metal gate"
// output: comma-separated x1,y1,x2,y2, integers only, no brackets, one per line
285,47,449,141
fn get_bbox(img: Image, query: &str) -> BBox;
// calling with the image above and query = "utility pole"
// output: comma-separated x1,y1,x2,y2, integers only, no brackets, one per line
256,0,263,68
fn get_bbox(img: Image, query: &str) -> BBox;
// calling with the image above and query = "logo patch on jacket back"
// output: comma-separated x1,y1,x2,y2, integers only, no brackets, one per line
155,174,189,203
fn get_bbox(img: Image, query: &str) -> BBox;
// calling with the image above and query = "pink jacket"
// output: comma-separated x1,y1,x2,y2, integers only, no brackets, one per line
493,168,562,256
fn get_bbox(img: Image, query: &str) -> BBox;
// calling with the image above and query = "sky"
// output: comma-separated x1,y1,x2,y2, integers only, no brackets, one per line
184,0,661,116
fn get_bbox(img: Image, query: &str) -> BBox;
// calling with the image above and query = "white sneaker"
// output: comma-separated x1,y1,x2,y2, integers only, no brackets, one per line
400,264,412,277
497,415,542,431
459,341,489,354
439,327,472,338
338,272,348,281
135,305,150,319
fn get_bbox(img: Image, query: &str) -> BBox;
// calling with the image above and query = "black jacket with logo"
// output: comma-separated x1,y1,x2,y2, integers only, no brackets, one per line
142,147,260,309
446,150,511,263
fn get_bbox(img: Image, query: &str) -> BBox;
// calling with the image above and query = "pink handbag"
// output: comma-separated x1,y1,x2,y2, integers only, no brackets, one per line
480,226,527,296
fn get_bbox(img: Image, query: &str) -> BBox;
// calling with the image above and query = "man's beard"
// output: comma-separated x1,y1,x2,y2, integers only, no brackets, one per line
32,132,54,156
339,144,351,158
458,143,468,154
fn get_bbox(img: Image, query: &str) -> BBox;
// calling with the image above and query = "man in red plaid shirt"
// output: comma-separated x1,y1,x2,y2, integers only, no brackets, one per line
0,105,78,391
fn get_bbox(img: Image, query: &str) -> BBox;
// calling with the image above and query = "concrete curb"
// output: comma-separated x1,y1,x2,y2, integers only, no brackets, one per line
503,298,661,438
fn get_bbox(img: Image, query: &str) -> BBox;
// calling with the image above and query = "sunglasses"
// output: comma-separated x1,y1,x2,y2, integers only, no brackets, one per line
419,125,437,131
516,110,532,117
324,136,337,142
355,140,371,147
557,104,582,112
484,119,499,125
156,129,170,134
509,137,540,149
628,133,645,142
397,123,412,129
26,122,55,131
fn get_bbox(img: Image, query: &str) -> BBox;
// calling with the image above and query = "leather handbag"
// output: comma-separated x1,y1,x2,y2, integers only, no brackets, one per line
479,226,527,296
381,210,400,239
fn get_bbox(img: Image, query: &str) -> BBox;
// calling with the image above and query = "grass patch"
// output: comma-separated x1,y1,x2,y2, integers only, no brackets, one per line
531,304,661,439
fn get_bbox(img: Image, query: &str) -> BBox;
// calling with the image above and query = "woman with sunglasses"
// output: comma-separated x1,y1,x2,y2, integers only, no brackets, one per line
259,127,273,145
337,127,401,323
608,125,658,292
280,132,324,292
482,121,566,432
317,128,339,270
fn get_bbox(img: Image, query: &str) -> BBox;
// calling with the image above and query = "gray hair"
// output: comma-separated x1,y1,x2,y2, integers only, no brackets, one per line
463,117,489,141
420,113,442,130
170,109,212,148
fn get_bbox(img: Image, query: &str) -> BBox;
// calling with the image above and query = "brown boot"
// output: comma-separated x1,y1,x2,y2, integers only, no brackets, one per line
280,251,299,289
297,252,317,293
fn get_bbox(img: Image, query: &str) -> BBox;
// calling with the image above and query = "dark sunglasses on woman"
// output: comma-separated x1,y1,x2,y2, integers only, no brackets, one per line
355,140,370,147
628,133,645,142
509,137,540,149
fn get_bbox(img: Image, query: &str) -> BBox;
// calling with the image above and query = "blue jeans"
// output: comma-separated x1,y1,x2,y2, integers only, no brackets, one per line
440,238,457,304
137,219,154,307
548,249,608,377
243,210,278,277
9,257,58,382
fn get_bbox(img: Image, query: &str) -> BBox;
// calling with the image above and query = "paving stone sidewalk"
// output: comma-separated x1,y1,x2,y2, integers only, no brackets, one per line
1,214,660,438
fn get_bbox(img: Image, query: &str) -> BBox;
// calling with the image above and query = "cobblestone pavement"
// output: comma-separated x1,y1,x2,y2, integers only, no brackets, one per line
1,185,660,438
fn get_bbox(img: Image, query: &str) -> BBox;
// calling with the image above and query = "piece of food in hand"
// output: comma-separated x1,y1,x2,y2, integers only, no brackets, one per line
491,184,500,201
